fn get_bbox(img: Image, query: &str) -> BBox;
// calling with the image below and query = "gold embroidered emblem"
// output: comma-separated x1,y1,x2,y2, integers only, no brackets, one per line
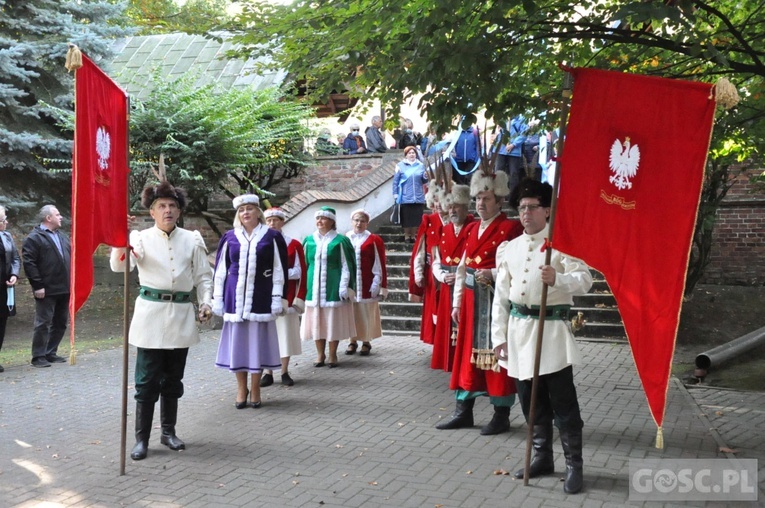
466,257,473,265
474,255,482,265
445,256,452,264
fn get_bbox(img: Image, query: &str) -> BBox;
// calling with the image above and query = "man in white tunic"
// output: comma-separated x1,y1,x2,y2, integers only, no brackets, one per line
491,179,592,494
110,181,213,461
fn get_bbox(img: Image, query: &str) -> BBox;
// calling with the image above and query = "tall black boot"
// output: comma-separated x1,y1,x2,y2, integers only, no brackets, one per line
560,428,584,494
480,405,511,435
435,399,475,429
131,402,155,460
514,423,555,479
159,397,186,451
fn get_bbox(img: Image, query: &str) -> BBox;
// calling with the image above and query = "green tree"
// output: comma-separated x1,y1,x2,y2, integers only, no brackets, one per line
129,75,315,223
0,0,130,173
125,0,231,35
230,0,765,294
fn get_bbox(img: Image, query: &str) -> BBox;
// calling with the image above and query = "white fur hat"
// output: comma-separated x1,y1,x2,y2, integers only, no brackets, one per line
315,206,337,221
425,184,445,209
264,207,286,220
233,194,260,209
350,208,370,220
470,171,510,198
444,184,471,206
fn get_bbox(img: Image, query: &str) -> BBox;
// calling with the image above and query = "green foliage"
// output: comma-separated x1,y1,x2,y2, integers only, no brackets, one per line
124,0,232,35
230,0,765,293
0,0,131,172
129,75,315,212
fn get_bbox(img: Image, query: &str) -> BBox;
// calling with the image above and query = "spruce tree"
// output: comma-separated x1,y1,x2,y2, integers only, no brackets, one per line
0,0,130,172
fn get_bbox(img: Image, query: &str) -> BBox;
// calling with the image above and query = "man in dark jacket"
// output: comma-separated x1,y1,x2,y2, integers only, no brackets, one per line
22,204,71,368
365,115,388,153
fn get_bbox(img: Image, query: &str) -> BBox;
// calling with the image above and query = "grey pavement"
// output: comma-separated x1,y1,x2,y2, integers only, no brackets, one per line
1,333,762,507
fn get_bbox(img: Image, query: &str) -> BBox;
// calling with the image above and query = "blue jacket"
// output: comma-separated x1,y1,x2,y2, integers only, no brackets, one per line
496,115,527,157
343,133,367,154
392,160,428,204
453,126,479,163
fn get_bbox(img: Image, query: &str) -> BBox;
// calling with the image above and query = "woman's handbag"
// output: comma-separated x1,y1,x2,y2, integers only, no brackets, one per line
390,203,401,225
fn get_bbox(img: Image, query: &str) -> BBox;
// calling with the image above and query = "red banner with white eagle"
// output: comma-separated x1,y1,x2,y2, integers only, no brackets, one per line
70,54,129,316
554,68,716,443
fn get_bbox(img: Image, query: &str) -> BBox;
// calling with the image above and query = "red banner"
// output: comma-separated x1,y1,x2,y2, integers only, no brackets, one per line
70,54,129,316
555,68,715,438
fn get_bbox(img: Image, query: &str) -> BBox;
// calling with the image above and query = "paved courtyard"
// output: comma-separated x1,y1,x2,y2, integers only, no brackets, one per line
1,333,762,507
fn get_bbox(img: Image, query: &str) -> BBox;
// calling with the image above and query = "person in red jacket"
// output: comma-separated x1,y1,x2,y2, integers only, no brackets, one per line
408,185,447,344
345,209,387,356
435,170,524,435
260,207,307,387
429,184,475,371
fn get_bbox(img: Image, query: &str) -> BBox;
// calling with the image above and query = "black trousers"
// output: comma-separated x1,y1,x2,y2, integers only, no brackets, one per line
516,365,583,432
495,155,525,197
134,347,189,403
31,293,69,359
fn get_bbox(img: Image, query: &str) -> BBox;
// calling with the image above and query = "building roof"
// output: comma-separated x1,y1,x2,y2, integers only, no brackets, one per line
109,33,287,100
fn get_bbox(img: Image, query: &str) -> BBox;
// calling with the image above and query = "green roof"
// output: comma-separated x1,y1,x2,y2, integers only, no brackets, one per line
109,33,286,100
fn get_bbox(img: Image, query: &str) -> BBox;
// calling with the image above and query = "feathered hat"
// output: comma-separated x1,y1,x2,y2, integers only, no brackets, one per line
443,184,471,207
141,154,188,209
470,170,510,198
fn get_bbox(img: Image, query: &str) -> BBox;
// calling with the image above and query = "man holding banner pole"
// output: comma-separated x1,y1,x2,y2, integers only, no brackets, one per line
491,179,592,494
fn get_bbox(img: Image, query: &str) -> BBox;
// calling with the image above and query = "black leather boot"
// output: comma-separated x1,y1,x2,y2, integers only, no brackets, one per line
480,405,511,435
435,398,475,429
560,428,584,494
131,402,154,460
159,397,186,451
514,423,555,479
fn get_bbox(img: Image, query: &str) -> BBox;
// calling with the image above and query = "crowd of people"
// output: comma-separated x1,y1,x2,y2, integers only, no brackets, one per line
1,146,589,493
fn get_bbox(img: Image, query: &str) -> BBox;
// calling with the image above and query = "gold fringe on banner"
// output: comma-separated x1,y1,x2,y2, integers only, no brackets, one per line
65,43,83,71
655,427,664,449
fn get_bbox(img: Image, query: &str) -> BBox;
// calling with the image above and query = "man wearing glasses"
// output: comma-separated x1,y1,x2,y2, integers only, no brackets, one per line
491,178,592,494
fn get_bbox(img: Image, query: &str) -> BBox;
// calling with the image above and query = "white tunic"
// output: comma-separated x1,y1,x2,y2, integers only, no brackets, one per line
110,226,213,349
491,225,592,380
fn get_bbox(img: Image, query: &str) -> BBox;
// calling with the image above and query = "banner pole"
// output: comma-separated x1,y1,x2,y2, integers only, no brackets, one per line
119,95,131,476
523,70,574,486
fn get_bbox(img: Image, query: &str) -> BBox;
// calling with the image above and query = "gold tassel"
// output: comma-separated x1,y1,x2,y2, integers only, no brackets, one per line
69,348,77,366
655,427,664,449
713,77,739,110
65,43,83,72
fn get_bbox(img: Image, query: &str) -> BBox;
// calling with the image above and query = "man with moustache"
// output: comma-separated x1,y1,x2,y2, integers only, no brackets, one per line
429,184,475,372
491,178,592,494
435,171,524,434
110,180,213,461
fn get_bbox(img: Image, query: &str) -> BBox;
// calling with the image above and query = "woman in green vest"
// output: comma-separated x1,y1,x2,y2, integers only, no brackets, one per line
300,206,357,368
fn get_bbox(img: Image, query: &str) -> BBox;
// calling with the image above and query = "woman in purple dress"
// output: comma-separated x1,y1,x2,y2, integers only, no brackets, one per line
212,195,288,409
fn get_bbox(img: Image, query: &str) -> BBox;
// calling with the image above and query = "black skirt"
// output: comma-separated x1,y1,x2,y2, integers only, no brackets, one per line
400,203,425,228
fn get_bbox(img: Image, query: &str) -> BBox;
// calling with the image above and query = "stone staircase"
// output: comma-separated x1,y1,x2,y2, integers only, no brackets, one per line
375,221,627,340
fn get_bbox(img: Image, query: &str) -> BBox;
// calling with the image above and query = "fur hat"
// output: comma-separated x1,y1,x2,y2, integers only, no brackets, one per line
350,208,370,221
233,194,260,209
141,181,187,209
425,184,445,209
315,206,336,222
509,178,553,209
444,184,471,207
264,207,286,220
470,170,510,198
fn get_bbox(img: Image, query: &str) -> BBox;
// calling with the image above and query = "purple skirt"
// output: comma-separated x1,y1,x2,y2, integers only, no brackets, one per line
215,320,282,373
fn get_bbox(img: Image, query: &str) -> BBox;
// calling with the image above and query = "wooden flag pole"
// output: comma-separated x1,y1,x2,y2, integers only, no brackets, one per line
523,70,574,486
119,96,131,476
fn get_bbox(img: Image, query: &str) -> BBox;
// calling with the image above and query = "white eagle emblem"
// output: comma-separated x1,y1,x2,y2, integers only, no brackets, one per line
608,137,640,190
96,126,111,170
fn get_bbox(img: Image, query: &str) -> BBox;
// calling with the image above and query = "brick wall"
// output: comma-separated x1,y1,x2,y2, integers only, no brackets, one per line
701,167,765,285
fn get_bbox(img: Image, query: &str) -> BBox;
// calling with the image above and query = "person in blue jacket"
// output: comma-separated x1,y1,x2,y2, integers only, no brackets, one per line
494,115,527,197
392,146,428,242
343,123,368,155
